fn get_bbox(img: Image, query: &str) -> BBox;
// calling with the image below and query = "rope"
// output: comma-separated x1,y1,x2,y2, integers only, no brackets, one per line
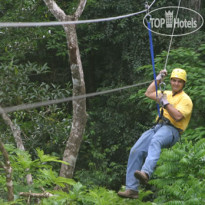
164,0,182,71
0,0,156,28
0,81,151,114
147,21,160,116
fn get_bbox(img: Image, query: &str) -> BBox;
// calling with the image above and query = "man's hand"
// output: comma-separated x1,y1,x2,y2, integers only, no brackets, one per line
157,93,169,108
156,69,167,82
145,70,167,101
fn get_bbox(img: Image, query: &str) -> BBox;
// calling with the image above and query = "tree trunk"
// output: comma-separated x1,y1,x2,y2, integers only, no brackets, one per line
43,0,87,179
0,140,14,201
182,0,201,22
190,0,201,11
0,106,33,185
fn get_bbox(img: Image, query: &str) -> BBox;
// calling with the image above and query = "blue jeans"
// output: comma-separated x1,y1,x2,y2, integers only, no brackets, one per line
126,124,180,191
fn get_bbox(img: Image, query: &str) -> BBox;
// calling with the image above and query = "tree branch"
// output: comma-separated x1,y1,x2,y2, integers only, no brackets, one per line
74,0,87,19
0,106,24,150
19,192,53,198
0,140,14,201
43,0,68,21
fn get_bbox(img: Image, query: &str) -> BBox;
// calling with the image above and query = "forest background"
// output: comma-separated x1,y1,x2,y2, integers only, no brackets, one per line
0,0,205,204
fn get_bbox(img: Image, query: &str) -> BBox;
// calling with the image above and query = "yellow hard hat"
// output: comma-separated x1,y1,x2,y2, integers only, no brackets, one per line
170,68,187,82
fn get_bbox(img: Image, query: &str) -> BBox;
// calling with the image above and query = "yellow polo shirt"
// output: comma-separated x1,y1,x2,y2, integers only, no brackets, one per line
157,90,193,132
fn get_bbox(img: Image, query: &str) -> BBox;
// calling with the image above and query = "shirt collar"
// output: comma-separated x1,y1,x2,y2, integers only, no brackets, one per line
172,90,183,96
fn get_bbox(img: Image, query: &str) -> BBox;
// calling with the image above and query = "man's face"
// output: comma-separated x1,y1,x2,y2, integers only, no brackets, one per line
170,78,185,93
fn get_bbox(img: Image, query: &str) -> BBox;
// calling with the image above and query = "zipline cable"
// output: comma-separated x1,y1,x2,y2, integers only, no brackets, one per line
164,0,182,71
0,0,156,28
158,0,182,95
0,11,146,28
0,81,151,114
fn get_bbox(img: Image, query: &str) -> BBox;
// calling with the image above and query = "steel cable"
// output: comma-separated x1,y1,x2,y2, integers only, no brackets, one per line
0,81,151,114
0,0,156,28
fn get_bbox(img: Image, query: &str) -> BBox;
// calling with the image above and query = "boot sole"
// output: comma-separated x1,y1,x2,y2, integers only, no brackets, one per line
134,171,148,185
117,193,138,199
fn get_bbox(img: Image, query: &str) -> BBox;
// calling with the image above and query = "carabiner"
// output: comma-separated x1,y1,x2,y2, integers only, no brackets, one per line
159,82,166,93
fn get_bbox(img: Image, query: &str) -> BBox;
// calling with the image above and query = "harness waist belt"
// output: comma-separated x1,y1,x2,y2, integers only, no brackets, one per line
158,117,183,134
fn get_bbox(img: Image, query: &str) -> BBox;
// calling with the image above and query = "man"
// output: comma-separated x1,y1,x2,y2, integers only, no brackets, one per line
118,68,193,199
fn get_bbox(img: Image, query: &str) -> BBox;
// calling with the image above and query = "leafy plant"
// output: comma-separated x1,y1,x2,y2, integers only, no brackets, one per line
0,144,75,204
0,143,154,204
150,126,205,204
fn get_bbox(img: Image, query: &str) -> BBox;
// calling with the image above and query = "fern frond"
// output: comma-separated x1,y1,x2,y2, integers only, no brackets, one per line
164,200,185,205
150,178,175,188
194,138,205,152
184,198,204,205
36,148,69,165
155,163,179,177
160,149,182,162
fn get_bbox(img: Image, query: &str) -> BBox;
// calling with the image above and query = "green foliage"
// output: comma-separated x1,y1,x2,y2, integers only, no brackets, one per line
76,43,205,193
153,45,205,127
0,145,76,204
0,62,70,106
0,0,69,85
135,44,205,204
42,185,153,205
45,27,67,57
150,126,205,204
75,86,151,190
0,145,153,204
134,44,205,128
78,0,163,90
37,148,69,164
0,0,205,204
80,187,152,205
0,0,50,63
0,61,72,157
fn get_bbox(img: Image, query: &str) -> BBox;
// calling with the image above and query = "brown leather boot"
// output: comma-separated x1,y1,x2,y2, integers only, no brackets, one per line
134,170,149,185
117,189,138,199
